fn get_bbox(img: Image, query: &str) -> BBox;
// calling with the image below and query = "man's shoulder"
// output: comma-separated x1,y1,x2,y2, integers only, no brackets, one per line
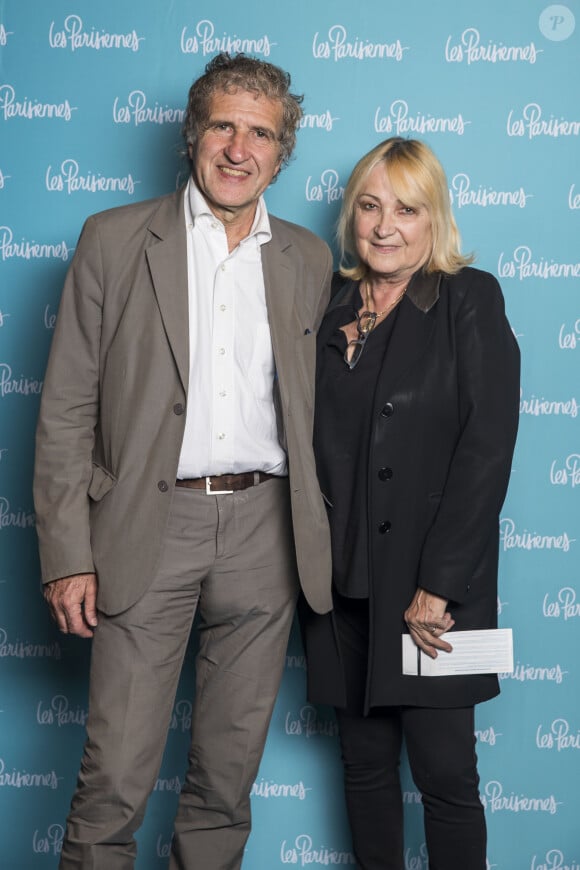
86,188,183,231
269,214,331,257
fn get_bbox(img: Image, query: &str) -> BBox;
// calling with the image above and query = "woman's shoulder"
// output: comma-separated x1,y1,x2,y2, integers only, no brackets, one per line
326,272,359,311
439,267,512,333
331,271,351,298
445,265,500,289
443,266,504,306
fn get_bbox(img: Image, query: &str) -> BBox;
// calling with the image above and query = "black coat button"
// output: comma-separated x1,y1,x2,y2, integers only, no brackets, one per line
158,480,169,492
378,520,392,534
173,403,185,415
380,402,394,418
378,467,393,481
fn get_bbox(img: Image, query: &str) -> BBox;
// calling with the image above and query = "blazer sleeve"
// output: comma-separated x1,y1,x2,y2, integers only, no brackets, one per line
33,216,104,583
417,271,520,604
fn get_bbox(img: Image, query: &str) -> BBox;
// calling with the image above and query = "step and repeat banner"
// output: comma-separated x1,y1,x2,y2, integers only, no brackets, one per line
1,0,579,867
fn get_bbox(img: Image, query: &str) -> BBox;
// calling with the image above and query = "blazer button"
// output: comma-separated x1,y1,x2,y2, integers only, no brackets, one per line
378,520,392,534
380,402,394,418
158,480,169,492
378,467,393,481
173,403,185,416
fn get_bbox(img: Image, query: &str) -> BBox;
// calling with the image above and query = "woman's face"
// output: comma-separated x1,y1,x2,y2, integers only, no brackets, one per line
353,162,432,284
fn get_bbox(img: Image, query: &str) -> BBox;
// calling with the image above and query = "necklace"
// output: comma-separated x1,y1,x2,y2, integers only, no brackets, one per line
358,281,407,333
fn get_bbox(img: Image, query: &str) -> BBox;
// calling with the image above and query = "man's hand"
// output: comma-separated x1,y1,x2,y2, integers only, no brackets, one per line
44,573,98,638
404,587,454,659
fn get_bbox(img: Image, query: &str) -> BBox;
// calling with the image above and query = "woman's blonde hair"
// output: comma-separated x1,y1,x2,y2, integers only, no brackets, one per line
337,137,474,279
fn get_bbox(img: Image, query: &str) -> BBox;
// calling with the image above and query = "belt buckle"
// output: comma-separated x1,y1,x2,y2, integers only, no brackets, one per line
205,476,233,495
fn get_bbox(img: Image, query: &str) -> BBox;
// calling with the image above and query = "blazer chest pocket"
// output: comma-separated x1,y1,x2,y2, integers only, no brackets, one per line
88,463,117,502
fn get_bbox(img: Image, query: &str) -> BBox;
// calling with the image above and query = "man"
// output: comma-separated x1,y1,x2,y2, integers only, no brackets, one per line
34,53,332,870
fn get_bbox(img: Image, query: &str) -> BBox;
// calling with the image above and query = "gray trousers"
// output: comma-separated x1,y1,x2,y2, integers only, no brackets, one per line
59,479,299,870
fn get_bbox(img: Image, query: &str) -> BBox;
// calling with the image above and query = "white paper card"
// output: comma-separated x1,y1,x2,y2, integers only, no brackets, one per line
402,629,513,676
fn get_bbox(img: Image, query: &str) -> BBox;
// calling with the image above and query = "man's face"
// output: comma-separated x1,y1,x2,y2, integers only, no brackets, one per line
190,88,284,229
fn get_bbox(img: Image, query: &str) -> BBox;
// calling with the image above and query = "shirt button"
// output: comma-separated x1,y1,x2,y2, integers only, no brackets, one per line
217,432,226,440
158,480,169,493
378,467,393,481
218,390,227,398
218,347,226,355
378,520,392,534
221,263,226,272
380,403,394,418
173,403,184,415
219,304,227,312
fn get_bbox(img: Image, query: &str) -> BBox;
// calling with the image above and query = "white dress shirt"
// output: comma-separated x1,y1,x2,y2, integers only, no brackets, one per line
177,179,287,479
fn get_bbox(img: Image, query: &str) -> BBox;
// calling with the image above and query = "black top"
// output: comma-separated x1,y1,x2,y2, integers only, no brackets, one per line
314,279,399,597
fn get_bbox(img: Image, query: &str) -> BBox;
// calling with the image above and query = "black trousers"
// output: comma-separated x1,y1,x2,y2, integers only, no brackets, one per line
333,594,487,870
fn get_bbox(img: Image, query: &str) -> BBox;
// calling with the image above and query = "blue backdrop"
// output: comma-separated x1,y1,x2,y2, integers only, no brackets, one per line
1,1,579,867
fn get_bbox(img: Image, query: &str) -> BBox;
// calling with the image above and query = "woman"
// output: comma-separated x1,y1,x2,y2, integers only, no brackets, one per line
302,138,520,869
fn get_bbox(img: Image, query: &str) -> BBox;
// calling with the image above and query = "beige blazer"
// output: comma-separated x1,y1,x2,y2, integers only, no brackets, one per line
34,187,333,615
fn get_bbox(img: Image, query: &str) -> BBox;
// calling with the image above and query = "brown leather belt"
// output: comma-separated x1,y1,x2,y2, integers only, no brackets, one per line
176,472,278,495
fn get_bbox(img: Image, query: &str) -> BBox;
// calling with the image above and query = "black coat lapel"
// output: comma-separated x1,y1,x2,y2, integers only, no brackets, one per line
374,272,441,396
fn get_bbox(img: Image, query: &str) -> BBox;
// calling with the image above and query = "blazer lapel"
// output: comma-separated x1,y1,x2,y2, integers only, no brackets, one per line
146,189,189,392
261,223,297,442
261,223,296,342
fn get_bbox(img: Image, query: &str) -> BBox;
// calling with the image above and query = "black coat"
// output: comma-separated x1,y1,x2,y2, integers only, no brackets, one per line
302,267,521,709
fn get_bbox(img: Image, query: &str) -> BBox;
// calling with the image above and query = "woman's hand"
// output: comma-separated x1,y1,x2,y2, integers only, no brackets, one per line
404,588,455,659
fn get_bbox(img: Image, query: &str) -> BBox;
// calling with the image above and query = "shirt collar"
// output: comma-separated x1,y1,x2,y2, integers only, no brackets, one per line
328,270,442,316
186,177,272,246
